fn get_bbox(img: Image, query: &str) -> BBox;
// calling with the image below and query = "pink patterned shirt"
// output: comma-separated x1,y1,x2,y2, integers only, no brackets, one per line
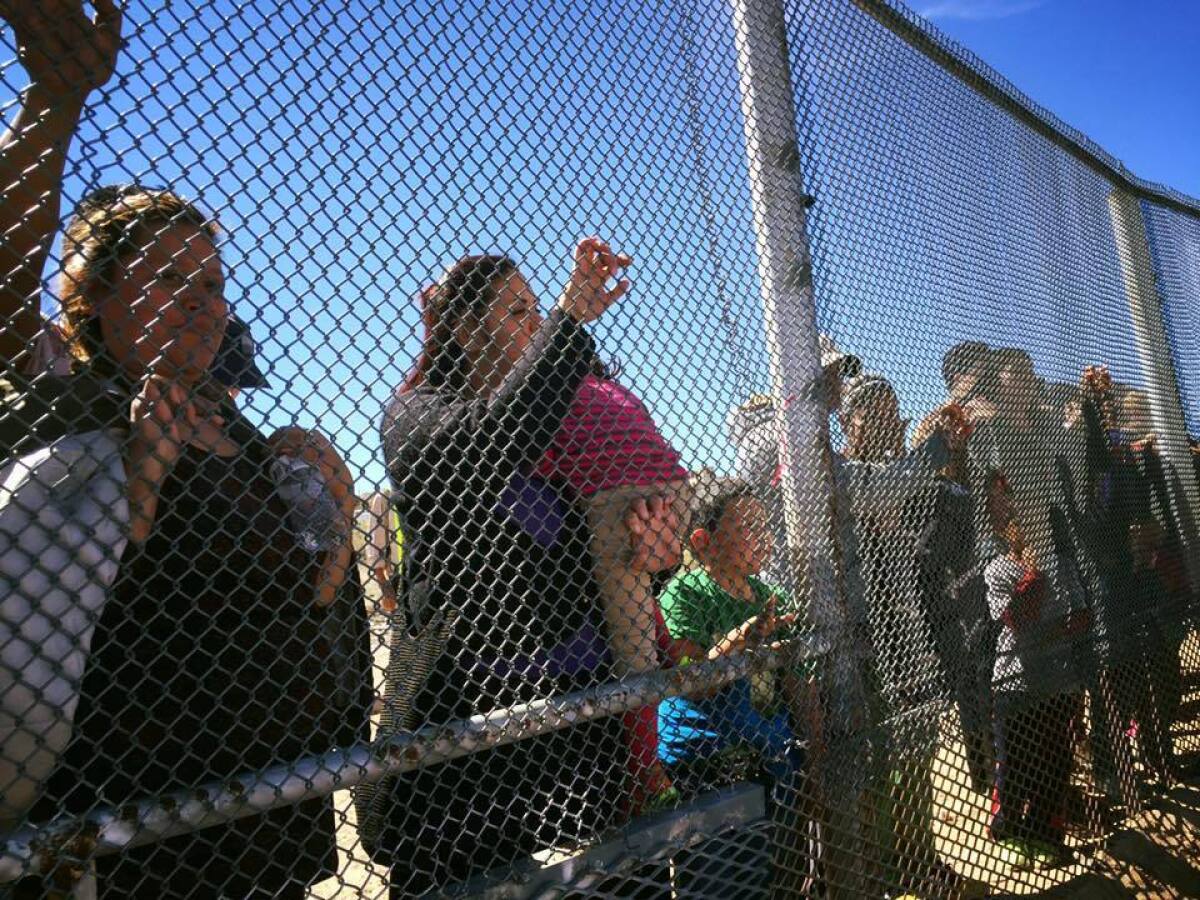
537,376,688,496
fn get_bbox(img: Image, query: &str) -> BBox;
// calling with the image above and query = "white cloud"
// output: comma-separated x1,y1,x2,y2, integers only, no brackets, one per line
917,0,1045,20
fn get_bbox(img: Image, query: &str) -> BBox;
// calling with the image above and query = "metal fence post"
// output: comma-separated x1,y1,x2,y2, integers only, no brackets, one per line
1108,190,1200,591
726,0,863,895
727,0,837,674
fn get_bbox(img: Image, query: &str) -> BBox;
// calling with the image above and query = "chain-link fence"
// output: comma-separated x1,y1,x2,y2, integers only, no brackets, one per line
0,0,1198,897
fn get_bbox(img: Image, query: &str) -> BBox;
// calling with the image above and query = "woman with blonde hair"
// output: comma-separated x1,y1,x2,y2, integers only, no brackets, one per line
0,5,366,896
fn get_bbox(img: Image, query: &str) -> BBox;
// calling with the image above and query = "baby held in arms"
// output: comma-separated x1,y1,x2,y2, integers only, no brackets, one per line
537,370,690,808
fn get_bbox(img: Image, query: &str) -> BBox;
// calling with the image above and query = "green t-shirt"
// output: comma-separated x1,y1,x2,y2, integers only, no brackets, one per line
658,567,816,725
659,568,779,649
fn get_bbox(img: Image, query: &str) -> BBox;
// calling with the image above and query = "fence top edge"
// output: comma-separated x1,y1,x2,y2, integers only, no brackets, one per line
853,0,1200,219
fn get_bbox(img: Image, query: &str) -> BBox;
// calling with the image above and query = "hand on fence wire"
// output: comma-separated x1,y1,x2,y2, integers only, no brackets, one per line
555,236,632,324
1082,364,1117,430
268,426,357,607
709,597,797,658
911,400,973,456
746,597,798,645
126,374,228,543
625,492,681,573
1,0,122,98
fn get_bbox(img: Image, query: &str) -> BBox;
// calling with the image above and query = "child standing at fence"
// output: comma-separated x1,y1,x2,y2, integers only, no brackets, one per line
984,479,1078,866
657,481,822,894
535,367,691,806
656,481,817,764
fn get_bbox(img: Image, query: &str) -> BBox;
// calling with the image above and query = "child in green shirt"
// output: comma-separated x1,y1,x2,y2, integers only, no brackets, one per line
657,481,817,767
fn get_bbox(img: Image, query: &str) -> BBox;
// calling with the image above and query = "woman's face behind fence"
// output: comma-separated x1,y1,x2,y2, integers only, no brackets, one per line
457,269,543,394
96,224,229,383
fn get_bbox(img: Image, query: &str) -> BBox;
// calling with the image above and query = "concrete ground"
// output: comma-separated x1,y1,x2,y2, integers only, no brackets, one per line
927,635,1200,899
308,604,391,900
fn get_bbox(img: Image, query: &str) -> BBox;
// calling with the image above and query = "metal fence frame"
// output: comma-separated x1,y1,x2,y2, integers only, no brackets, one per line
3,0,1200,895
0,634,830,883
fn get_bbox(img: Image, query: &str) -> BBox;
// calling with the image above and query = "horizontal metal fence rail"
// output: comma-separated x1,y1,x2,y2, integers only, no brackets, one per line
0,632,832,883
446,784,770,899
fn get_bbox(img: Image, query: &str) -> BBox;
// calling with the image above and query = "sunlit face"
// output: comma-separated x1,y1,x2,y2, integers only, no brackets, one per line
97,224,228,383
706,497,772,578
948,368,979,402
460,269,543,391
1122,391,1153,436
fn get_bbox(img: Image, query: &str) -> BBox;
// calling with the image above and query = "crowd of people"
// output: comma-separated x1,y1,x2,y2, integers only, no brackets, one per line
0,4,1197,900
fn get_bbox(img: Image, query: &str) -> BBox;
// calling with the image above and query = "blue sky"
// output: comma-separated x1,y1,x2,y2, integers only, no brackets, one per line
2,0,1198,489
914,0,1200,200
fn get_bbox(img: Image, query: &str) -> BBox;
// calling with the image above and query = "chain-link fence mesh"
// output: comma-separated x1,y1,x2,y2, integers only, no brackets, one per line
0,0,1198,897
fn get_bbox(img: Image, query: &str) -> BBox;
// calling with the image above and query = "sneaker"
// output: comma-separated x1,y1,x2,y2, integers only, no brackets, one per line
1026,839,1073,869
994,837,1035,870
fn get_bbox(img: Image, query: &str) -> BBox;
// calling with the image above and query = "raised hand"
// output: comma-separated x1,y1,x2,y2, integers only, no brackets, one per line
1081,364,1117,430
129,375,220,472
2,1,123,98
556,236,632,324
747,596,797,644
268,427,356,525
126,375,225,542
268,427,357,607
1081,364,1112,397
934,402,972,440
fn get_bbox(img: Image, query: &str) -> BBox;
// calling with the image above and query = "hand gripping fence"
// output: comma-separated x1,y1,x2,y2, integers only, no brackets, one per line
1,2,1200,899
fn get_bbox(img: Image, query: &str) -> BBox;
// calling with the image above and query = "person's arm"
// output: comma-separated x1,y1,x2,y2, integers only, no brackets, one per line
0,7,221,546
907,427,951,474
984,555,1018,628
967,427,1005,564
730,401,779,485
0,2,122,366
708,598,796,660
365,490,397,610
268,427,357,608
984,554,1043,633
383,313,593,508
0,426,128,826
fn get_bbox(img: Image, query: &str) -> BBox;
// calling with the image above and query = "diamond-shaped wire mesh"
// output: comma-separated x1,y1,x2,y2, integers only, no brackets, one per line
0,1,1197,898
